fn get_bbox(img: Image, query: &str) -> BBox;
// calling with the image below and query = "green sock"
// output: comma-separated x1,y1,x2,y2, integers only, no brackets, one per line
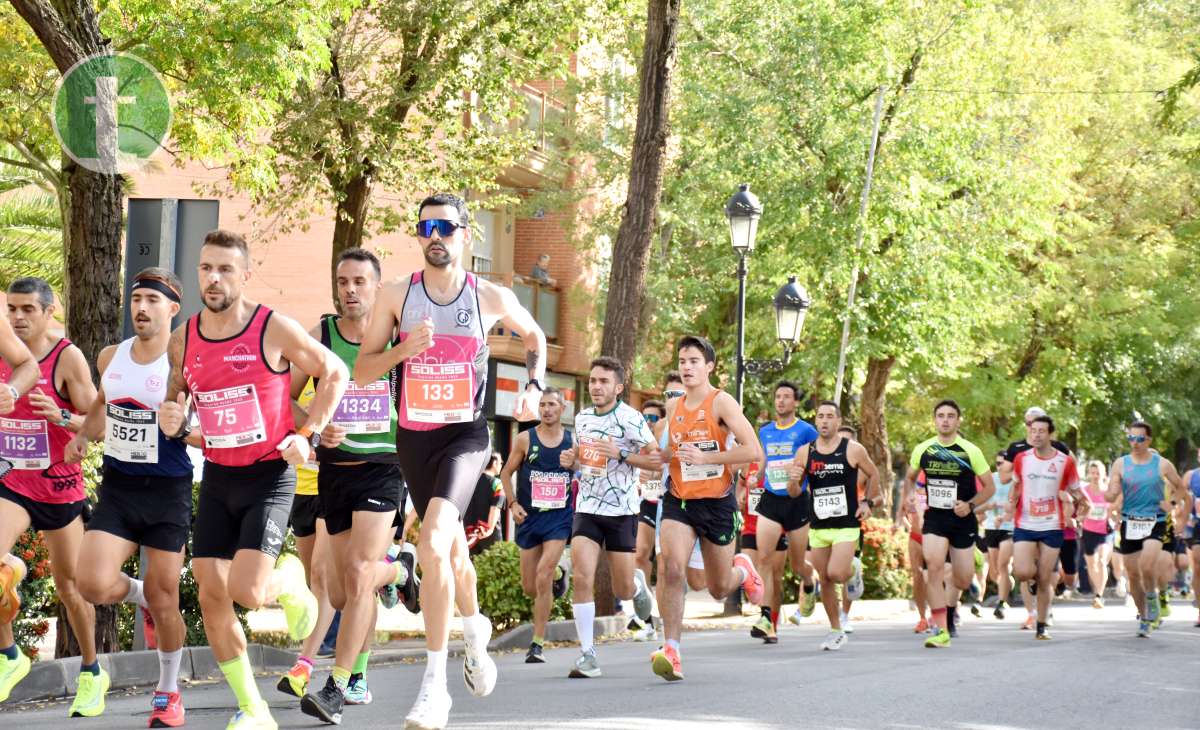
352,651,370,676
532,635,545,647
218,654,263,711
332,666,352,691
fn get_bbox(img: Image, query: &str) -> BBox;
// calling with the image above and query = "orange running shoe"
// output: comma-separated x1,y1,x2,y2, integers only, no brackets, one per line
913,618,929,634
143,610,157,650
732,553,764,605
0,555,27,625
148,691,185,728
650,645,683,682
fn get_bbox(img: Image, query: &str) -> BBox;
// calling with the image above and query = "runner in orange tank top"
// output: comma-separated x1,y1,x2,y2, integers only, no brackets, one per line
651,335,765,683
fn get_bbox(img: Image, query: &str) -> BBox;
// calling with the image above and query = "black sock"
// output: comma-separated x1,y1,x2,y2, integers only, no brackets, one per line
1036,622,1046,633
0,645,17,660
761,605,771,618
946,606,956,624
80,661,100,676
803,582,815,594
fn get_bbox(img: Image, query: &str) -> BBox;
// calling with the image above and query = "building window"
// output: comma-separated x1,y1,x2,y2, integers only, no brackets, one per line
472,210,496,273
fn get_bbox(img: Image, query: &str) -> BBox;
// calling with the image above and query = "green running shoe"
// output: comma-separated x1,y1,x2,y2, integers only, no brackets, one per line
800,584,818,618
275,553,317,641
69,668,110,717
0,649,31,703
923,629,951,649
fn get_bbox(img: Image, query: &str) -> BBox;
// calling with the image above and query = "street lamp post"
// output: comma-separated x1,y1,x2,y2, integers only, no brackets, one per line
723,183,812,614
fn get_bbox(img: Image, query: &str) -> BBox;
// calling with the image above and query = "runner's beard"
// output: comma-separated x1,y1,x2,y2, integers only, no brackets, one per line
424,247,452,268
204,291,233,313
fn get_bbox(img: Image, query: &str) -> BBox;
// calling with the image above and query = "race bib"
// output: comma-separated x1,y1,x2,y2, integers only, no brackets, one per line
748,487,763,516
927,479,957,510
1030,497,1057,518
766,458,791,492
640,474,663,502
333,380,391,433
0,418,50,469
1125,518,1155,541
577,436,609,478
680,440,723,482
1088,504,1107,521
104,404,158,463
403,361,473,424
814,485,849,520
195,385,266,449
530,471,570,509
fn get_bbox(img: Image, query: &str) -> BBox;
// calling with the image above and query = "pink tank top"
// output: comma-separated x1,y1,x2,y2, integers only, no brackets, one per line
0,339,84,503
183,305,293,466
1082,484,1110,534
395,272,488,432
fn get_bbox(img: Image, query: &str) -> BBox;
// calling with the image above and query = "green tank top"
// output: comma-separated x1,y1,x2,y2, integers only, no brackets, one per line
315,316,399,464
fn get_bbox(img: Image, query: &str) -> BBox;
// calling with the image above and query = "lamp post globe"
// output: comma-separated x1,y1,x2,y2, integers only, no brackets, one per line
773,276,811,356
725,183,763,253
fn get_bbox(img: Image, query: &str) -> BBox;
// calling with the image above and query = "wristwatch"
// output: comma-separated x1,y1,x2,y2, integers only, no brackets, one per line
56,408,71,427
4,384,17,401
171,421,192,441
618,449,630,464
299,426,321,450
527,378,544,392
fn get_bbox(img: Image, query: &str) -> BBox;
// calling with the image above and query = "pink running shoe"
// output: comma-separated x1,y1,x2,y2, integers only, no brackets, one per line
733,553,764,605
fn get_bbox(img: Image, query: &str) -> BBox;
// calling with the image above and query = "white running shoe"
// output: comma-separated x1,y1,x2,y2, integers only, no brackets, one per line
463,616,498,697
847,557,864,601
820,630,848,651
632,568,654,622
404,682,451,730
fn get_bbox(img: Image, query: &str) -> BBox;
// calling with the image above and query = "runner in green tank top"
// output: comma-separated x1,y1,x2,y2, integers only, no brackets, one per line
291,249,419,724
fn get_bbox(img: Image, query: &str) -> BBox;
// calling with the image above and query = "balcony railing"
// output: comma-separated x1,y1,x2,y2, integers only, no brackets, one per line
476,271,559,343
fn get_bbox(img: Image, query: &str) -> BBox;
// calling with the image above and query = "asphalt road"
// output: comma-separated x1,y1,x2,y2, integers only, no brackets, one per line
5,601,1199,730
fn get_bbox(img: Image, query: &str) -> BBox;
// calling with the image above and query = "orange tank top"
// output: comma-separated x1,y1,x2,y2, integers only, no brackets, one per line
668,388,730,499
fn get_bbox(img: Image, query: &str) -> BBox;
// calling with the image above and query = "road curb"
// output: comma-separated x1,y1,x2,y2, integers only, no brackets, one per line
7,644,295,705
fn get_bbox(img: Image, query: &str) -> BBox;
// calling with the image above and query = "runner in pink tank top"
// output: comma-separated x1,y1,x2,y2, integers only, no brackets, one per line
157,230,349,730
0,276,102,713
354,193,548,728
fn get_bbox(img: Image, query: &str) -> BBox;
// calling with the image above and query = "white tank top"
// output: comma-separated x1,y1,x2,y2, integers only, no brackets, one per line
101,337,191,475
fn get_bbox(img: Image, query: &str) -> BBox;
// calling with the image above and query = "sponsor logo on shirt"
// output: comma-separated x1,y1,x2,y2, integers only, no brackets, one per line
223,343,256,371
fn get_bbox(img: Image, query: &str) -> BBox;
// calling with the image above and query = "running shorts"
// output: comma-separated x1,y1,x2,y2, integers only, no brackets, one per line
395,417,491,520
661,491,741,547
0,482,85,533
87,466,192,552
318,461,404,536
515,507,573,550
194,459,295,560
754,490,809,532
571,512,637,553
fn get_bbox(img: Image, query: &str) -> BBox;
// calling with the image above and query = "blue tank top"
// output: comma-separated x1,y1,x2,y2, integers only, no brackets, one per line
516,427,574,512
758,419,818,496
1120,454,1164,521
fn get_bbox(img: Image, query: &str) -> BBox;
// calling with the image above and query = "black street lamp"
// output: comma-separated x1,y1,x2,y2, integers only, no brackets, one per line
725,184,811,401
724,184,811,616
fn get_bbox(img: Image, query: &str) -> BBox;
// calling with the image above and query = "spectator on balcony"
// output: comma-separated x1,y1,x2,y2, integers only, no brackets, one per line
530,253,557,288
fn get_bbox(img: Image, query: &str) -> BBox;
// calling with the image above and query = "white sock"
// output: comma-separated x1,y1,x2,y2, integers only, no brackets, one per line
124,576,147,609
734,566,748,585
461,613,487,647
573,602,596,654
157,648,183,693
423,649,447,686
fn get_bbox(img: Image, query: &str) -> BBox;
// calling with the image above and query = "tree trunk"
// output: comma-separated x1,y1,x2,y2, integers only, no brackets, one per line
55,604,121,658
329,169,374,306
64,159,124,368
599,0,681,381
860,356,896,511
12,0,126,656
